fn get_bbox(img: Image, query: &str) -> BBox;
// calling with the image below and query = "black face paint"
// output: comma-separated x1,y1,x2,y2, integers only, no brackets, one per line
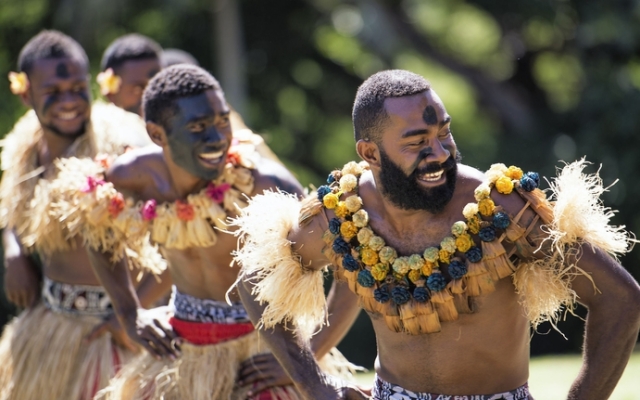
409,147,433,174
379,149,458,213
55,62,70,78
41,93,57,116
166,93,231,181
423,105,438,126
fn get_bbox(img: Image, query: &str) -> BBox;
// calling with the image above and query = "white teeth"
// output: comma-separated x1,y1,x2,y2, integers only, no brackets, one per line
199,151,224,161
420,170,444,181
58,111,77,120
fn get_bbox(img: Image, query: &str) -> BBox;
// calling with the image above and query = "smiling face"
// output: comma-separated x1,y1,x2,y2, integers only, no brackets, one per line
25,57,91,139
110,58,161,115
163,89,232,181
375,89,459,212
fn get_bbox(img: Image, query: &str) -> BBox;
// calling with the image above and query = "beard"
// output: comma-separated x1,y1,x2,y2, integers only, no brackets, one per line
378,148,460,213
42,121,87,140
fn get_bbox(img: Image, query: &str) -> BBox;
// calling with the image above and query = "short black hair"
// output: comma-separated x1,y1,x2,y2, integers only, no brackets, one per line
143,64,221,129
352,69,431,142
18,30,89,75
160,48,199,68
100,33,162,71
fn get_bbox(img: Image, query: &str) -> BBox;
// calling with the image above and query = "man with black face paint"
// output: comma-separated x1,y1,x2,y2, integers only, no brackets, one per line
233,69,640,399
53,64,360,399
0,30,160,400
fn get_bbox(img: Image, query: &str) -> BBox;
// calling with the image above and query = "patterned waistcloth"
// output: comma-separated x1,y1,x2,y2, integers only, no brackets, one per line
41,276,113,318
169,286,254,345
372,375,531,400
169,286,251,323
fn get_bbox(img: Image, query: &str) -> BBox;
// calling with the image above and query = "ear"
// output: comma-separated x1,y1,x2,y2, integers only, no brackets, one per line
19,91,32,109
356,139,381,168
146,121,167,147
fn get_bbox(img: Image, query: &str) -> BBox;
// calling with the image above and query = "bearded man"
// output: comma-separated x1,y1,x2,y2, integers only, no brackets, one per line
233,70,640,399
0,30,158,400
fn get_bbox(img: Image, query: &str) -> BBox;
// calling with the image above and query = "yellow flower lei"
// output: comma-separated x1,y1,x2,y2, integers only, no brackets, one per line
319,162,540,306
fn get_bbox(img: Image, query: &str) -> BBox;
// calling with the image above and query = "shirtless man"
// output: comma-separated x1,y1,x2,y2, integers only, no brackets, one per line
0,30,158,400
58,64,359,399
97,33,162,116
233,69,640,399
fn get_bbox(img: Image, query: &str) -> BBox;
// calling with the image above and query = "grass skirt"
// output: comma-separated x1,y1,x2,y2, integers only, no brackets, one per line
95,330,301,400
0,304,133,400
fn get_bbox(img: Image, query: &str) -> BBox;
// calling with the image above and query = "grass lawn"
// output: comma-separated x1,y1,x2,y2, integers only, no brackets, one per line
354,351,640,399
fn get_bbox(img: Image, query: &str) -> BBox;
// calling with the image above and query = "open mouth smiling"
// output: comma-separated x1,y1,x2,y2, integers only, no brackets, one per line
198,149,226,166
418,170,444,183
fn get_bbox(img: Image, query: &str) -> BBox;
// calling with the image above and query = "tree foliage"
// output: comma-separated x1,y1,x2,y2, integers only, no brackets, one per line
1,0,639,366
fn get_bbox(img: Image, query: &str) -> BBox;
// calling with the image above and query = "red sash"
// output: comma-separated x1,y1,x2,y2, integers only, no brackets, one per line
169,317,254,345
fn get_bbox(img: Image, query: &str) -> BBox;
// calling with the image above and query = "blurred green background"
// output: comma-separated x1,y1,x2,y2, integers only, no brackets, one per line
1,0,639,370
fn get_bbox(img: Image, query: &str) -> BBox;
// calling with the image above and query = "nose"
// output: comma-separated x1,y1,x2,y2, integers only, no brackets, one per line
58,90,82,108
425,139,450,165
203,126,224,143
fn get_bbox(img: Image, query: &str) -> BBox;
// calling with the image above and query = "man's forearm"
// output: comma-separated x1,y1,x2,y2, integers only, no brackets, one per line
310,279,361,360
87,249,141,321
135,269,173,309
238,279,343,399
568,303,640,399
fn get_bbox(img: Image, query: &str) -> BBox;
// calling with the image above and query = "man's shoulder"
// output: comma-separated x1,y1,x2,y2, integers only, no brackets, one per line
251,157,304,197
107,146,163,191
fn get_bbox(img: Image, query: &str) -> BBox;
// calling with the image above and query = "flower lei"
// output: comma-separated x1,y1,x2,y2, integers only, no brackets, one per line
78,148,252,249
317,161,540,306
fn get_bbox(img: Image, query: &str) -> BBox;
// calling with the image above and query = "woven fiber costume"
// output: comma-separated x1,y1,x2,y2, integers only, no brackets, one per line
51,140,357,400
0,102,152,400
232,160,634,338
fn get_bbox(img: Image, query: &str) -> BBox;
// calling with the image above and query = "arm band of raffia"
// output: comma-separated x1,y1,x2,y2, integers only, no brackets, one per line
231,190,327,339
512,158,635,328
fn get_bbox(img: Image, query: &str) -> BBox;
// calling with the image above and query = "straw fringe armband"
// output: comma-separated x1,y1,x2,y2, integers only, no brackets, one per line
232,191,327,339
511,159,635,328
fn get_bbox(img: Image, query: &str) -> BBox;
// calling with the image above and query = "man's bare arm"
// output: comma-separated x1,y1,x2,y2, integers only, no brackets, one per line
86,247,179,358
566,247,640,399
2,228,40,308
311,278,361,360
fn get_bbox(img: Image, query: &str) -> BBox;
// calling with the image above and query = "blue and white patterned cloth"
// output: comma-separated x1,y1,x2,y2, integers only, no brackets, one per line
169,286,251,324
372,375,531,400
42,276,113,318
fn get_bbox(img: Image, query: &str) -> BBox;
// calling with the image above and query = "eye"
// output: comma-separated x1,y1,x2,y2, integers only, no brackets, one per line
408,139,424,147
438,130,452,139
217,115,231,128
190,122,206,132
